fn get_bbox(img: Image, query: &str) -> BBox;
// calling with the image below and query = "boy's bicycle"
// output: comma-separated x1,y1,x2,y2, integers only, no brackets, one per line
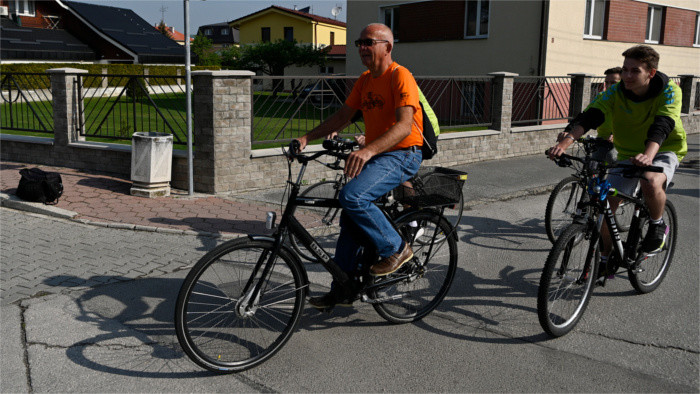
538,151,677,337
289,136,465,263
174,139,466,372
545,137,634,244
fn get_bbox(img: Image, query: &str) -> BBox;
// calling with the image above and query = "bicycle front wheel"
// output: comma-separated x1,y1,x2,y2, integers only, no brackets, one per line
628,199,677,294
545,176,585,244
175,238,307,373
538,223,597,337
370,210,458,323
289,180,342,263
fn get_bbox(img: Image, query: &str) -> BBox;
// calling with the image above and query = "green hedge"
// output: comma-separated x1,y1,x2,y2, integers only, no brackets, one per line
0,63,222,89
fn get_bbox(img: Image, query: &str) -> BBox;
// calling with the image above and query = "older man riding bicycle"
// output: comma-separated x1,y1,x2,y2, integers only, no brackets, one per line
294,23,424,309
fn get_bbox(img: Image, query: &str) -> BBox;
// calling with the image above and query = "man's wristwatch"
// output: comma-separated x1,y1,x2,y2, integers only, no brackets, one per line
563,134,575,142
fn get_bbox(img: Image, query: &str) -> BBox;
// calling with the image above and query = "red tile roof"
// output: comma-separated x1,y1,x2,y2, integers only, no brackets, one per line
327,45,346,56
154,24,193,43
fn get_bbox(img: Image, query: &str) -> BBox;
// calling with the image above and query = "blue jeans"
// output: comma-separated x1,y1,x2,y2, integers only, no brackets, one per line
334,149,422,277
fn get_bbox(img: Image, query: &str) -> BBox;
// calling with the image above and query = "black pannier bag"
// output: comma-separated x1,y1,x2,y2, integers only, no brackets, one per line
16,168,63,205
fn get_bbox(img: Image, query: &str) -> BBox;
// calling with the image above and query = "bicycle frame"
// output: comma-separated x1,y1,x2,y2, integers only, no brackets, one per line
238,150,445,312
574,176,648,285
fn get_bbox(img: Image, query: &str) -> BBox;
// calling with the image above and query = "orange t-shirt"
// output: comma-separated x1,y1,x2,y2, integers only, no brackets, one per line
345,62,423,150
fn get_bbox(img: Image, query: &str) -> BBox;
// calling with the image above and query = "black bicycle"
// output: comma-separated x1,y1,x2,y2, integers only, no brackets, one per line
174,138,465,372
538,151,677,337
289,136,465,263
545,137,634,244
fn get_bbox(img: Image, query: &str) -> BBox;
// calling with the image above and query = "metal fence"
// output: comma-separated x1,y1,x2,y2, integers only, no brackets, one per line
251,75,494,147
76,74,188,145
590,76,606,102
0,73,54,134
252,76,363,146
512,76,572,125
415,76,493,130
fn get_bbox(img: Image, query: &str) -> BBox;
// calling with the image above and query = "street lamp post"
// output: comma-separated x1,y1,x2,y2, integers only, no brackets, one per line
184,0,194,196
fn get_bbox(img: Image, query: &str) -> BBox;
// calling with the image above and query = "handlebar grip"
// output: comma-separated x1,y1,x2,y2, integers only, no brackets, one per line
288,140,301,157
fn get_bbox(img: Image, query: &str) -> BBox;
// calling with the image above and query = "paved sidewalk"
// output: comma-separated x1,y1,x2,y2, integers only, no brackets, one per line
0,162,276,237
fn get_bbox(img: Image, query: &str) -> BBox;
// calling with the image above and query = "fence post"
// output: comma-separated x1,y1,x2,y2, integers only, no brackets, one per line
489,72,518,132
101,68,109,89
679,75,698,114
568,73,594,118
47,68,87,146
192,70,255,193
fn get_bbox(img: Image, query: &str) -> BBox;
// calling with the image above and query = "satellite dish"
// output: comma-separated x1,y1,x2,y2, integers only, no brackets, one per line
331,6,341,18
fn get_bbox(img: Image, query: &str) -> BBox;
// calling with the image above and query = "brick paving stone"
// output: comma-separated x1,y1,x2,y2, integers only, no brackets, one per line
1,208,214,305
2,161,276,237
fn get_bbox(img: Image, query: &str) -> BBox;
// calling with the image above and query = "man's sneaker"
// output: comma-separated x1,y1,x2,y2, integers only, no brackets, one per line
308,286,356,310
641,221,669,255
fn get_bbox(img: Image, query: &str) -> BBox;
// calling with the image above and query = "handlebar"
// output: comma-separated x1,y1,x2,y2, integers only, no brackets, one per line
545,149,663,175
286,136,358,163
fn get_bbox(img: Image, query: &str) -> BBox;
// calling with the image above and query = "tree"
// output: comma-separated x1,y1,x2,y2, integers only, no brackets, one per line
234,40,330,94
155,20,173,39
236,39,329,76
192,34,220,66
220,45,242,69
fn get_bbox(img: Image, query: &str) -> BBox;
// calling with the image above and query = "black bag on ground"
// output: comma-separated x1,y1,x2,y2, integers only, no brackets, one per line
16,168,63,205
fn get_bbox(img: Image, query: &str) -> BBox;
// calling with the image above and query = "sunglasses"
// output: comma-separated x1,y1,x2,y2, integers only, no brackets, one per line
354,38,390,47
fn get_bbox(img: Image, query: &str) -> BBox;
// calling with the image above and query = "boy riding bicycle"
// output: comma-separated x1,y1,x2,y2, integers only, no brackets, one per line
548,45,687,271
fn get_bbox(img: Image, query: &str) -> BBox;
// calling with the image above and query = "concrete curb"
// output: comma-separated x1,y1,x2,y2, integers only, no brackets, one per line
0,192,78,219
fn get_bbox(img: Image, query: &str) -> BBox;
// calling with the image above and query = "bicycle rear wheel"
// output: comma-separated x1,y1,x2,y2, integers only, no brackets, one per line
289,180,342,263
538,223,597,337
175,238,307,373
545,176,585,244
370,210,458,323
628,200,677,294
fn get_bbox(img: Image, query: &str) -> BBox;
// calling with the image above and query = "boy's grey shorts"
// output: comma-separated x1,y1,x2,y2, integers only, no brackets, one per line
607,152,679,196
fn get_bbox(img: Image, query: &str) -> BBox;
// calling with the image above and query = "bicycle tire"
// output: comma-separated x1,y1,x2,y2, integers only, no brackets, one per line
545,176,585,244
628,200,677,294
370,210,458,323
289,180,343,263
538,223,597,337
175,238,307,373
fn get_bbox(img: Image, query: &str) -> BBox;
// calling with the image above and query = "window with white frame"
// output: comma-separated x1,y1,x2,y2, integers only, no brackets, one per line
8,0,35,16
221,28,229,36
646,5,663,44
204,28,213,35
381,6,399,39
465,0,489,38
694,13,699,47
584,0,605,39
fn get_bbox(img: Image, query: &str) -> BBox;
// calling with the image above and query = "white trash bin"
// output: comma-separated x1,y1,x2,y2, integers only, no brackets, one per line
130,132,173,197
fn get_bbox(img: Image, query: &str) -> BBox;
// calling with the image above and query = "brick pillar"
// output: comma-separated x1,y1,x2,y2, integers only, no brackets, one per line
679,75,698,114
47,68,88,147
192,70,255,193
489,72,518,132
568,73,595,117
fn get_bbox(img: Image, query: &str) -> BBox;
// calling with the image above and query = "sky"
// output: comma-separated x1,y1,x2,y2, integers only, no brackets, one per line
70,0,347,35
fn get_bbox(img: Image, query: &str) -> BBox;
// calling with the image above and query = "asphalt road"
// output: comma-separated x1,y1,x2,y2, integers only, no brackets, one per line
1,155,698,392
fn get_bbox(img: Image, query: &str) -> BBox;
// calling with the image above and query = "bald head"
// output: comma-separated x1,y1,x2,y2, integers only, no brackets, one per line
362,23,394,47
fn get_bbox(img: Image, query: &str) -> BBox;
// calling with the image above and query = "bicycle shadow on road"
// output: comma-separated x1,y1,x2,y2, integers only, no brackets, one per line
458,214,551,252
42,274,218,378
